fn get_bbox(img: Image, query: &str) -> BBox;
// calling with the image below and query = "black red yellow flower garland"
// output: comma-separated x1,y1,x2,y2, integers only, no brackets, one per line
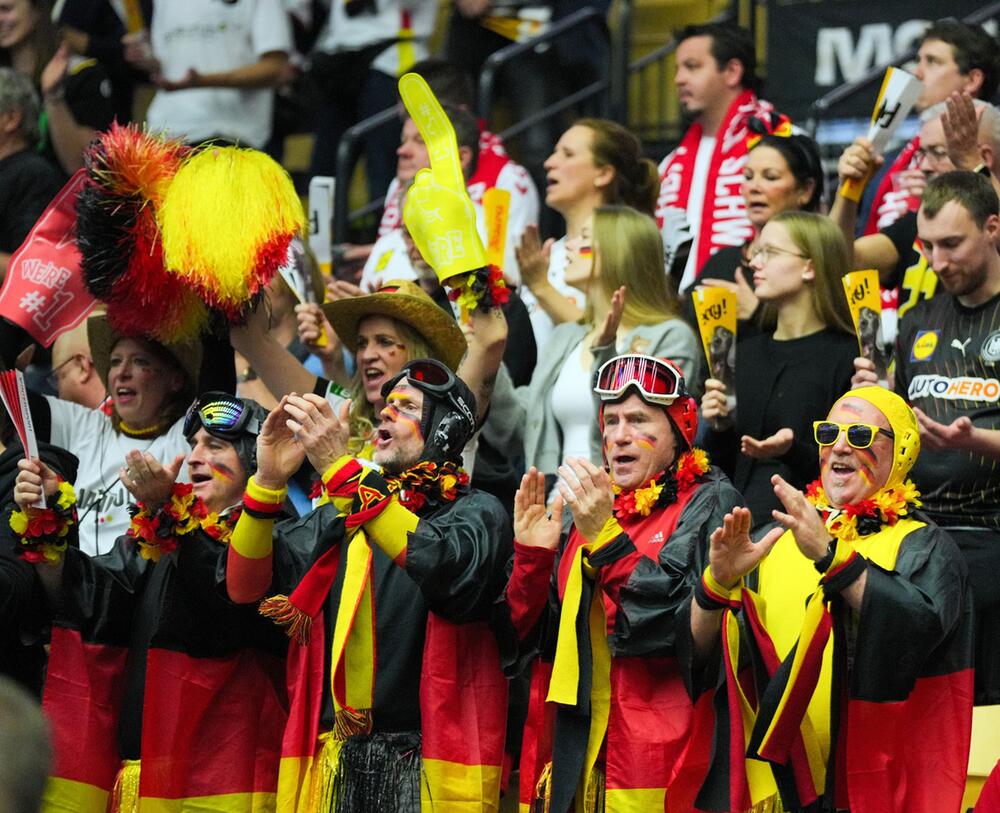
127,482,243,560
9,480,77,564
612,449,710,520
804,478,922,542
448,265,510,320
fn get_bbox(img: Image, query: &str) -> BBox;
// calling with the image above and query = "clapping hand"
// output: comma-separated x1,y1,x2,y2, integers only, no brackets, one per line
708,506,780,588
557,457,614,544
514,468,563,551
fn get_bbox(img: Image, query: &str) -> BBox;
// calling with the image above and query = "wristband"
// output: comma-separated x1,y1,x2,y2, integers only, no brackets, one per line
820,539,867,596
693,566,742,611
813,538,837,574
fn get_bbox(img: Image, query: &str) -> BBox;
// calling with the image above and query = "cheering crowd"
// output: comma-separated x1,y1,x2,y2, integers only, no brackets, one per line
1,7,1000,813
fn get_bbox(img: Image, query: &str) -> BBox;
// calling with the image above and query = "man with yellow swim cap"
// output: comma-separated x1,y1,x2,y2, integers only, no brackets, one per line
702,386,974,813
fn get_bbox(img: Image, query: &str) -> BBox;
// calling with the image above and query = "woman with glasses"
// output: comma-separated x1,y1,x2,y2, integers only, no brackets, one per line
686,129,825,339
513,206,700,494
700,211,857,529
11,393,304,809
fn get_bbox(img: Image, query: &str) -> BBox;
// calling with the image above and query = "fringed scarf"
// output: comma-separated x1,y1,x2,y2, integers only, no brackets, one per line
261,456,469,798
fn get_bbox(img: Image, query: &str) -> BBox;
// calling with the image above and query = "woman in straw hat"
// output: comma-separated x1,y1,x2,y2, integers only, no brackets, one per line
232,278,506,458
12,313,208,556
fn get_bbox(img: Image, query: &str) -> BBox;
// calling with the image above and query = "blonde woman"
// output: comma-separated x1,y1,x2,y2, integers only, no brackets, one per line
233,279,505,457
514,205,700,488
700,210,857,527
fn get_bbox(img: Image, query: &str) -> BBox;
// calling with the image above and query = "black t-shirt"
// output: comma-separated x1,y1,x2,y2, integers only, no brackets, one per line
882,210,938,322
895,290,1000,528
0,150,63,254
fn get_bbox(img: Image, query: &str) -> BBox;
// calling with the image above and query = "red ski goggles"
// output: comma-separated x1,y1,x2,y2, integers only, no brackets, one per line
594,355,686,405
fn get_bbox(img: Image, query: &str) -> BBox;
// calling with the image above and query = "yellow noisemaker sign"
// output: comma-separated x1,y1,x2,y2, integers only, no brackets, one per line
691,286,737,391
839,66,923,203
843,269,889,380
483,187,510,271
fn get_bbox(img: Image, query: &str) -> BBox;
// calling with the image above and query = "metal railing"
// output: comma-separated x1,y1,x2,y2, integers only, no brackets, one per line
477,6,614,129
807,2,1000,132
332,105,399,245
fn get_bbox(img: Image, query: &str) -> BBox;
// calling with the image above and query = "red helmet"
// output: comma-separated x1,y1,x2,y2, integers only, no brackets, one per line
595,354,698,449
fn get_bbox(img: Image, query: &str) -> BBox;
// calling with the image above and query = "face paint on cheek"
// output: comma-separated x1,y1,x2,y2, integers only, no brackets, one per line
854,447,878,483
208,462,234,482
634,434,657,452
385,399,423,440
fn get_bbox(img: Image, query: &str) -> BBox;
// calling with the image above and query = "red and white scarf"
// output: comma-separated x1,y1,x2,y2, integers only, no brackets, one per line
656,89,775,275
862,134,921,235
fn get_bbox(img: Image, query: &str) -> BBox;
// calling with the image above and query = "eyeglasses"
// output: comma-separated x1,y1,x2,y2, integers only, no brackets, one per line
813,421,894,450
748,245,809,264
594,355,686,405
45,354,83,389
184,392,260,440
914,145,949,162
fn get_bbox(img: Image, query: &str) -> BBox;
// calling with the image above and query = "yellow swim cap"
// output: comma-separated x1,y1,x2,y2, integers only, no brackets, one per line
831,386,920,488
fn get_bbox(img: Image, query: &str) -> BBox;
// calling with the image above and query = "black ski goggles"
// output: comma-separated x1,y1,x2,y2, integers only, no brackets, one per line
382,359,476,427
184,392,261,440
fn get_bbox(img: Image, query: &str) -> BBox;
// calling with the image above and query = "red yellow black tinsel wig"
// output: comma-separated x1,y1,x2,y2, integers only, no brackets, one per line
76,123,305,343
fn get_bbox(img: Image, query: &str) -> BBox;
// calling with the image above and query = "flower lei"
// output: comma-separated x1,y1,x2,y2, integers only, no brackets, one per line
804,478,922,542
612,449,710,520
386,460,470,512
127,482,208,561
9,480,77,564
448,265,510,320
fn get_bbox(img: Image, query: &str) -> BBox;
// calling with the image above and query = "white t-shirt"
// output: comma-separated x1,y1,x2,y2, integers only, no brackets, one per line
550,343,595,463
519,237,587,354
47,396,190,557
359,230,418,292
676,135,716,291
145,0,292,148
314,0,436,77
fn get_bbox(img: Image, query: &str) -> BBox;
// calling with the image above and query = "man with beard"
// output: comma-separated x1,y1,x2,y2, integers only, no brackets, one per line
225,359,513,811
854,171,1000,707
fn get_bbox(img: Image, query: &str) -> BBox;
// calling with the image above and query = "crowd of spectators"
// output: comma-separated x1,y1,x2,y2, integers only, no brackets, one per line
2,3,1000,811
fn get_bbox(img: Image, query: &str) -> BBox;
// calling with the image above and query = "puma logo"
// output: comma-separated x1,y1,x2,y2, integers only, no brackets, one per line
951,337,972,357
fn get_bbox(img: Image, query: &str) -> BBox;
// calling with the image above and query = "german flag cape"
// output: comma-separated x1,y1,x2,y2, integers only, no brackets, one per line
745,516,973,812
266,461,511,811
516,468,738,813
42,524,290,812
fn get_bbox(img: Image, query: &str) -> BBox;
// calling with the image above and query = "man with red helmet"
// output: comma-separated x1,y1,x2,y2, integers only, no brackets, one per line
499,354,763,811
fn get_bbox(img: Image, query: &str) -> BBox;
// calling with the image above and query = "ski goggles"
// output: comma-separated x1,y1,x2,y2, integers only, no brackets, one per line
184,392,261,440
813,420,894,450
382,359,476,425
594,355,685,405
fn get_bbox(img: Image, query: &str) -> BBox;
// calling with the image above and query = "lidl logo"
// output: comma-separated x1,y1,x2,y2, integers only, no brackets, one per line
910,330,939,362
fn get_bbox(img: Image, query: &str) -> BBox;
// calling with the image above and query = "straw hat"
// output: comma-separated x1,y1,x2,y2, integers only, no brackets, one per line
87,313,202,398
323,280,467,372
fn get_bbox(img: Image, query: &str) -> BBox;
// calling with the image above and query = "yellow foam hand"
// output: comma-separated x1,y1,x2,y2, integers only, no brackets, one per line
399,73,487,285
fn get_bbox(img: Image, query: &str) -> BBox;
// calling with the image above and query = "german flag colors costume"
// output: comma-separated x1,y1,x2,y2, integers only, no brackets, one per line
226,455,513,812
35,493,330,812
503,457,743,813
706,387,974,812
